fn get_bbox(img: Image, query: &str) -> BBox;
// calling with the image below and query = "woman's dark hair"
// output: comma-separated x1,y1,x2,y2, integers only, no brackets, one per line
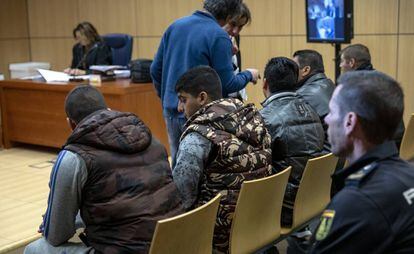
231,2,251,26
73,22,102,45
203,0,242,22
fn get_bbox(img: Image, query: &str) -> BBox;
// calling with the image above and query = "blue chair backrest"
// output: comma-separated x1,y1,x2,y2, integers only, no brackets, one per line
102,34,133,66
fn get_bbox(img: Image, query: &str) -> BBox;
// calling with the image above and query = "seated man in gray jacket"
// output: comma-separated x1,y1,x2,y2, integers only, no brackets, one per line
25,85,184,254
260,57,326,227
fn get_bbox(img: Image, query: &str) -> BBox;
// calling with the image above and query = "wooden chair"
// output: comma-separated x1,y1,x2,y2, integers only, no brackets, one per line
149,193,221,254
400,113,414,161
281,153,338,235
229,167,291,254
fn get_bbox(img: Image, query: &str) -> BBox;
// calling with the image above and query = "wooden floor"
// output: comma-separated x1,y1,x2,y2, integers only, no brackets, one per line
0,146,58,254
0,145,289,254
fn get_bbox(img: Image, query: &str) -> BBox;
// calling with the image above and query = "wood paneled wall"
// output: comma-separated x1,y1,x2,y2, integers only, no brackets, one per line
0,0,30,79
0,0,413,122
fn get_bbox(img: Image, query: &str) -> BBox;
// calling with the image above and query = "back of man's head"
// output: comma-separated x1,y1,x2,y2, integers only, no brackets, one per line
264,57,299,94
65,84,107,124
203,0,242,22
175,66,223,101
337,71,404,144
340,44,371,67
293,49,325,74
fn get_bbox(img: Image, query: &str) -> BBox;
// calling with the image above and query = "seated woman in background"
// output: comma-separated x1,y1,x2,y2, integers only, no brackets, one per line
64,22,112,75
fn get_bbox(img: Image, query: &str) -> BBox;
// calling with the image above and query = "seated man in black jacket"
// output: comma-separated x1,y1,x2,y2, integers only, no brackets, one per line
260,57,325,227
293,49,335,151
339,44,405,148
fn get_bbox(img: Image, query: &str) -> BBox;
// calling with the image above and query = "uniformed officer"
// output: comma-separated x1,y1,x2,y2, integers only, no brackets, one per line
309,70,414,253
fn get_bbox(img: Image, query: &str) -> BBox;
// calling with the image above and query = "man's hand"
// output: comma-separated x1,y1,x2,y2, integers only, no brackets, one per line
246,68,260,84
70,69,86,76
64,68,86,76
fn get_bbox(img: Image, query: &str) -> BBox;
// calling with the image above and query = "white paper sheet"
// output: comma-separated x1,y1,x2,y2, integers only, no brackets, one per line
37,69,89,82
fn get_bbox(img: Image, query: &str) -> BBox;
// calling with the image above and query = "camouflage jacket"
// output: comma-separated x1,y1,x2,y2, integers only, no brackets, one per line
64,110,184,254
181,98,273,253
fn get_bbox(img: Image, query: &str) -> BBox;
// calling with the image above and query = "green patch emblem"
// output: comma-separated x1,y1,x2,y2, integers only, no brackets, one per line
315,210,336,241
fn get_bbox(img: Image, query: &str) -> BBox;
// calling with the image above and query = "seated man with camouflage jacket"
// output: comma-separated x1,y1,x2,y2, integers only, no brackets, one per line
172,66,272,254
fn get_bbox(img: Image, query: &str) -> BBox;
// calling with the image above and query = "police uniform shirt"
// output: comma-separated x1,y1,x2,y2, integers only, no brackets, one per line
309,141,414,254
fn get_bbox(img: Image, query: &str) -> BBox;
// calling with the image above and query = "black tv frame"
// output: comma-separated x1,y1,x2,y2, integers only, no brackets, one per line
305,0,354,44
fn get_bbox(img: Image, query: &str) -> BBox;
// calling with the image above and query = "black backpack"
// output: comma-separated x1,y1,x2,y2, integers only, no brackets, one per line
129,59,153,83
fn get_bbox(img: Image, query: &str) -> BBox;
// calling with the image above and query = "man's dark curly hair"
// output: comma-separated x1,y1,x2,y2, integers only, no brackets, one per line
203,0,242,21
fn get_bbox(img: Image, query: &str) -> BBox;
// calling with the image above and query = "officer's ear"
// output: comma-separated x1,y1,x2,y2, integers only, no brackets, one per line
344,111,358,137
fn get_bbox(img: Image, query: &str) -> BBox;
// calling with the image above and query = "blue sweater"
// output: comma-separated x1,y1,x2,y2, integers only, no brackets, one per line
150,11,252,117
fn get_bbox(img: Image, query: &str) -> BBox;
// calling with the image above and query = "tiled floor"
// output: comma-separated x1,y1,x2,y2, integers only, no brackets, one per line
0,146,57,253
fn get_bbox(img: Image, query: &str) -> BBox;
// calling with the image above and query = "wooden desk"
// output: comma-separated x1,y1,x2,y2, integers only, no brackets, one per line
0,79,169,152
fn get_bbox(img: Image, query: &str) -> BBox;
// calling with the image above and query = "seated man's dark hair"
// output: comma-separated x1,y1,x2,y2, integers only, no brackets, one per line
264,57,299,94
65,84,107,123
175,66,223,101
340,44,371,65
203,0,242,21
293,49,325,74
337,71,404,144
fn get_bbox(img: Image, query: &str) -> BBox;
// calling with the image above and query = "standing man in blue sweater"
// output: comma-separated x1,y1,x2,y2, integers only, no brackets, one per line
150,0,259,166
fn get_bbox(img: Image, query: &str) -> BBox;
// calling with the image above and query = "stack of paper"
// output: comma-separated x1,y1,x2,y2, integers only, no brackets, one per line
37,69,89,82
89,65,125,72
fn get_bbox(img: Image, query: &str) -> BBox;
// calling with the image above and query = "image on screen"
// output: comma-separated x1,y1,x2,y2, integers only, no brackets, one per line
307,0,346,42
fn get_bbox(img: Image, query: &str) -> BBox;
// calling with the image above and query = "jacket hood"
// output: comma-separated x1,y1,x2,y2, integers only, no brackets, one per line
185,98,267,147
65,110,152,154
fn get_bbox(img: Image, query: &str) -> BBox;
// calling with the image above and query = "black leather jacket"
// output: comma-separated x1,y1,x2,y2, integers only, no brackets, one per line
296,73,335,119
297,73,335,152
260,92,325,185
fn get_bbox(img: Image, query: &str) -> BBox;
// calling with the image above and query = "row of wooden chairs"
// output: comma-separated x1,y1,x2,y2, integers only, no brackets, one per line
149,153,338,254
400,113,414,161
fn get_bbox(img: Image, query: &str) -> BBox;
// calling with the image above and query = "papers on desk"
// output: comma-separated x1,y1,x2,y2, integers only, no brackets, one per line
114,70,131,78
89,65,125,72
37,69,90,82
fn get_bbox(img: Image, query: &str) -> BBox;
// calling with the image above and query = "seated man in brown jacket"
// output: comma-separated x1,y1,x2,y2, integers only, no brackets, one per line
172,66,273,253
25,85,184,254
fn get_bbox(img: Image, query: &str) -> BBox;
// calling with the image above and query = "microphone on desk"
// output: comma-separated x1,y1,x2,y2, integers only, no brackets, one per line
72,43,99,74
69,44,99,81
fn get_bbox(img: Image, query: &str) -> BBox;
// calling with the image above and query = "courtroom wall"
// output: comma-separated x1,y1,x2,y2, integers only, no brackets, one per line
0,0,413,123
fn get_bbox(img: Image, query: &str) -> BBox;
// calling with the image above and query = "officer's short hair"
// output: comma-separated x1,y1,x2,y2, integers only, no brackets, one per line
175,66,223,101
65,84,107,124
264,57,299,94
336,71,404,144
293,49,325,74
340,44,371,66
203,0,242,22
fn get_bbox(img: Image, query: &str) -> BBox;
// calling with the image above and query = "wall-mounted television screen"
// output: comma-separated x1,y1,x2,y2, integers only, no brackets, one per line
306,0,353,43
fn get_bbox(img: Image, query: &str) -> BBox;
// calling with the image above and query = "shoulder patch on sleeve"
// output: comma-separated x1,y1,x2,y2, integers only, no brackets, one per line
315,209,336,241
345,162,378,187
